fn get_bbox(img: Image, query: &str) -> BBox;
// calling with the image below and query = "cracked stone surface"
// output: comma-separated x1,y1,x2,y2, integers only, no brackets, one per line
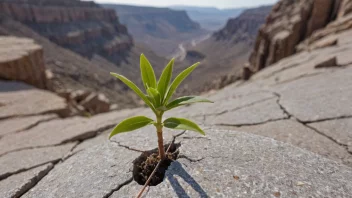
173,91,275,117
0,163,53,198
22,143,139,198
222,119,352,166
0,109,139,155
0,143,75,180
273,67,352,122
0,114,57,137
72,131,110,153
112,129,352,197
0,81,69,119
207,98,288,126
309,118,352,153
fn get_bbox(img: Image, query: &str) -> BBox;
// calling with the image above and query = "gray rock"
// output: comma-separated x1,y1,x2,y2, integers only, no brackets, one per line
113,129,352,197
0,109,140,155
0,81,69,119
0,163,53,198
72,131,109,153
0,143,75,179
0,114,57,137
275,66,352,122
208,98,288,125
172,91,275,117
309,118,352,153
22,143,139,198
222,119,352,167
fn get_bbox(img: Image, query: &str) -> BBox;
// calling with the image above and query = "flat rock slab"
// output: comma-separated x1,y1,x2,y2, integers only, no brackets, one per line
0,114,57,137
23,143,139,198
208,98,288,126
0,163,53,198
21,128,352,198
0,81,68,119
0,143,75,180
173,91,275,117
113,129,352,197
274,67,352,122
0,109,140,155
222,119,352,167
309,118,352,153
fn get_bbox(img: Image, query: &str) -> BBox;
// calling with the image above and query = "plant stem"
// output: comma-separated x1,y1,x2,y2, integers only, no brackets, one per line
156,114,166,160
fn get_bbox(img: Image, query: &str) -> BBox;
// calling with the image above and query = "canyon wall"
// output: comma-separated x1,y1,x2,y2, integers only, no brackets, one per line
0,0,133,64
248,0,352,74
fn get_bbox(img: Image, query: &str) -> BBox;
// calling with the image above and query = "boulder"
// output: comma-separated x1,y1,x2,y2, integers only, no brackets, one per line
79,93,111,114
0,36,47,89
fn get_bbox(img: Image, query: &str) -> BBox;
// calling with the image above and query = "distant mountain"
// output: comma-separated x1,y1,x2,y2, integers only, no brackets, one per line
170,5,246,31
103,4,209,57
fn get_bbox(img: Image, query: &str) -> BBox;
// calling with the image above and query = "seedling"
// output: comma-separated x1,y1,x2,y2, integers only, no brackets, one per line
109,54,213,160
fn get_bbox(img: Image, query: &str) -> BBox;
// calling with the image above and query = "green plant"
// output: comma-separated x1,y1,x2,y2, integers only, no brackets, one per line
109,54,213,160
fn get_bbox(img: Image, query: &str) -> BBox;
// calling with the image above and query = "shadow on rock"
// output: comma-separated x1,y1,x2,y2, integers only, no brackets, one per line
166,161,208,198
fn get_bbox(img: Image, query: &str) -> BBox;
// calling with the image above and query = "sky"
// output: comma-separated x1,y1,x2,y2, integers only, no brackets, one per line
92,0,278,9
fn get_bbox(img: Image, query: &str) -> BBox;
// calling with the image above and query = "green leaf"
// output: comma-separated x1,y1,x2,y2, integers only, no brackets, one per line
140,54,157,90
157,58,174,103
166,96,213,110
163,117,205,135
164,62,200,103
110,72,155,111
109,116,154,138
147,87,161,107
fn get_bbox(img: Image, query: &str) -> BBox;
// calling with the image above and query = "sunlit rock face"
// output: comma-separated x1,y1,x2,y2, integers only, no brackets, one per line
248,0,352,74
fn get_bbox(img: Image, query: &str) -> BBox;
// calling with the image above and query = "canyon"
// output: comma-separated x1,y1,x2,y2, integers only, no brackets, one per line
1,0,352,197
103,4,208,57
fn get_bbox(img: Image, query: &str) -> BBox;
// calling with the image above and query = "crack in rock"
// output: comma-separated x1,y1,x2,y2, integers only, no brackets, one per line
215,118,289,128
103,177,133,198
302,124,352,155
0,125,114,157
271,92,292,118
178,155,206,163
206,96,276,117
110,141,145,153
15,117,59,134
302,115,352,124
11,163,54,198
0,160,59,181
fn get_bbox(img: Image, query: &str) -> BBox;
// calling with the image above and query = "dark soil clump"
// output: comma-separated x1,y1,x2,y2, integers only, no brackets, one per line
133,143,180,186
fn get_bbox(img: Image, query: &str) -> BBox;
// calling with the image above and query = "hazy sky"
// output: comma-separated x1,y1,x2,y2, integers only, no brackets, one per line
92,0,278,9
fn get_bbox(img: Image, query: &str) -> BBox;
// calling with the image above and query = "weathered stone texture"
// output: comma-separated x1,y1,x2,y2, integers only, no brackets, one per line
113,129,352,197
247,0,351,77
0,36,48,89
0,163,53,198
0,81,69,119
0,114,57,137
22,143,138,198
0,143,75,180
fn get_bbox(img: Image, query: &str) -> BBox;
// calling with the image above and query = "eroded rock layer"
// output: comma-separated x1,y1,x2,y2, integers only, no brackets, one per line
0,0,133,63
0,36,47,89
248,0,351,73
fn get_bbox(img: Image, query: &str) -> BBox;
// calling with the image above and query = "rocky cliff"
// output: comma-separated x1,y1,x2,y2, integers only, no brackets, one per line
0,0,133,64
214,5,272,43
103,4,208,56
248,0,352,74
